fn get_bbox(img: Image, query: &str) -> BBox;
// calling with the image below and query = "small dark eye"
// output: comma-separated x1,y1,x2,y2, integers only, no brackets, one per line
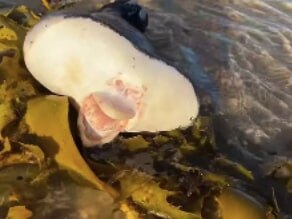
121,3,138,17
109,1,149,32
139,9,147,23
129,5,139,16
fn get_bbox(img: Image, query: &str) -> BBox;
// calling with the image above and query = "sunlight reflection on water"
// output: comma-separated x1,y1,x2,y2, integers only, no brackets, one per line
141,0,292,158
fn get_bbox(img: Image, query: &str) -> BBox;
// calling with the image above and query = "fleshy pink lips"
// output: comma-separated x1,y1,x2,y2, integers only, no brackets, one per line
78,78,146,146
78,93,129,145
107,77,146,118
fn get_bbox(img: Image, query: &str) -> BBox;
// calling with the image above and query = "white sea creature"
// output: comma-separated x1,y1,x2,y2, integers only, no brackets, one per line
23,3,199,147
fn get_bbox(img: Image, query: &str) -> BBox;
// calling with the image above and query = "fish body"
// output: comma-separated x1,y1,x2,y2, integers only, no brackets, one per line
23,2,199,146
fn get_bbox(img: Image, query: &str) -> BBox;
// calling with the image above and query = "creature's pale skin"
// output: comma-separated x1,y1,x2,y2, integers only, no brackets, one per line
23,15,199,147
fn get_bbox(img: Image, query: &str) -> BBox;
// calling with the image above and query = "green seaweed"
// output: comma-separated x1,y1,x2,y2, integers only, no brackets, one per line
119,135,150,152
212,157,254,181
119,171,201,219
5,206,33,219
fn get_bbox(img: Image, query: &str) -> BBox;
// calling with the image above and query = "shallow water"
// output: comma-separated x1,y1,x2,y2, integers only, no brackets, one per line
138,1,292,215
141,0,292,154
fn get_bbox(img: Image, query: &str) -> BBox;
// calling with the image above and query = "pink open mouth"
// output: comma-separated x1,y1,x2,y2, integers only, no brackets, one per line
78,93,131,146
77,77,146,147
